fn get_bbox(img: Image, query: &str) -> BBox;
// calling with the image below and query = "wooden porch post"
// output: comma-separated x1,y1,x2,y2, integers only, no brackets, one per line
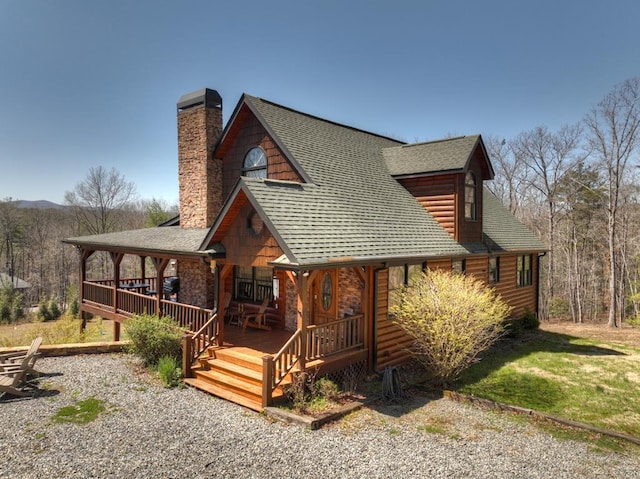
298,271,308,371
218,264,234,346
110,252,124,341
78,247,92,332
353,266,371,369
152,257,170,316
140,256,146,283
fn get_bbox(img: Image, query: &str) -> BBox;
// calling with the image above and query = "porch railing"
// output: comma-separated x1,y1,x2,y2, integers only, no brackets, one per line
306,314,365,362
262,328,302,408
161,300,212,333
117,290,157,317
183,312,219,378
83,282,114,308
262,314,365,407
81,281,212,332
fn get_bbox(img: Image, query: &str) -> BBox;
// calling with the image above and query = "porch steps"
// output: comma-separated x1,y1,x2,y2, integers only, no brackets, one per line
186,347,290,412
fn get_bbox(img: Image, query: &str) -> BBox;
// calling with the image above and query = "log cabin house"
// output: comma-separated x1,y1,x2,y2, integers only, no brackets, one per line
64,88,546,411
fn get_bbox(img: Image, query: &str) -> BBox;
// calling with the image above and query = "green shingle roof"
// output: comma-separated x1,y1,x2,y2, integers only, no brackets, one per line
232,97,471,266
481,189,547,252
64,227,211,256
383,135,481,176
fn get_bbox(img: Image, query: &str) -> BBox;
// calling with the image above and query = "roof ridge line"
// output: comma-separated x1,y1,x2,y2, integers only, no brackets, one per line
399,135,478,148
246,95,406,145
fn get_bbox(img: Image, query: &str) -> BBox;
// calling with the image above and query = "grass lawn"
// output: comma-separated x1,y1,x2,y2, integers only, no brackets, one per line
454,326,640,439
0,316,116,347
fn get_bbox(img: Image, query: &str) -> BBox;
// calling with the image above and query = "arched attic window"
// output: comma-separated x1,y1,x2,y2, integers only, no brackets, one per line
242,147,267,178
465,171,477,220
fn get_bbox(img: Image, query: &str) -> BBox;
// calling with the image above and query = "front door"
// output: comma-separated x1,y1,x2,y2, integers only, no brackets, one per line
310,270,337,325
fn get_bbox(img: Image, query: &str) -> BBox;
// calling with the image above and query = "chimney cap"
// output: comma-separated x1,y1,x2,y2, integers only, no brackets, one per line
177,88,222,112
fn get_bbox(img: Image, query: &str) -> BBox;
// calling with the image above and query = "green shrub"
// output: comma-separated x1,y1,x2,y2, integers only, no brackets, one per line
0,284,25,324
504,317,525,338
627,315,640,327
157,355,183,388
549,297,570,318
48,297,61,319
314,377,339,400
67,284,80,319
391,269,510,385
37,296,61,322
125,314,183,366
520,308,540,330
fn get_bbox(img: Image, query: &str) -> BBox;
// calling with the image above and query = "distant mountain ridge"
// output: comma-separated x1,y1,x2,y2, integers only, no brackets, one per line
17,200,65,209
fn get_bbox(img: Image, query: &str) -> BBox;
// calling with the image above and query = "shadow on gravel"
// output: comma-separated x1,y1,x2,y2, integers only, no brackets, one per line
364,391,441,418
0,387,60,402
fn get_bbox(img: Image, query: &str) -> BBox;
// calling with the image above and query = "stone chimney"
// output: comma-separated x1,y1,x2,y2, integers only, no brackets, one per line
177,88,223,228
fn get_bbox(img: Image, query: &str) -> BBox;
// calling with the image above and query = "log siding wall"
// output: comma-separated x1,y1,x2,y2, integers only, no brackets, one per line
375,253,539,370
221,201,283,267
399,175,456,236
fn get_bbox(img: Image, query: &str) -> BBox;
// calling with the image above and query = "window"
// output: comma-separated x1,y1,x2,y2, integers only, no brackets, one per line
516,255,533,287
388,263,425,309
242,147,267,178
465,171,476,220
488,257,500,284
234,266,273,303
321,272,333,311
452,259,466,274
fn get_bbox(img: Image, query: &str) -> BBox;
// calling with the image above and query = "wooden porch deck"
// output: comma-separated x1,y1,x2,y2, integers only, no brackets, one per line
186,323,368,412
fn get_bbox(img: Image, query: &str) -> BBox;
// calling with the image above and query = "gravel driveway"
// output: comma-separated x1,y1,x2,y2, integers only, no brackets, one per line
1,354,639,479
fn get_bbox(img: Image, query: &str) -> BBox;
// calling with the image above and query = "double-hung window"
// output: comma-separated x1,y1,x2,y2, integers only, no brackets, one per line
488,257,500,284
516,255,532,287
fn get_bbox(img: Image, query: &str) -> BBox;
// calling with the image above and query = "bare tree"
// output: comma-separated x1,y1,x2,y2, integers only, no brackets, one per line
511,125,583,318
485,136,528,216
584,77,640,327
64,166,137,235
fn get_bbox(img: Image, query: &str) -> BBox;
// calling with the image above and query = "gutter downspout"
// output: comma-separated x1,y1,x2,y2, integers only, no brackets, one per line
371,265,386,373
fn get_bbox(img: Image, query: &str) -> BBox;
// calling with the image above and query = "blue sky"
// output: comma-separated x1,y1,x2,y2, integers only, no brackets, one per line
0,0,638,204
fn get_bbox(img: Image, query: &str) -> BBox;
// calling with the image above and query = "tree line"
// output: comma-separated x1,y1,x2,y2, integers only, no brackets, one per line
486,77,640,326
0,166,176,318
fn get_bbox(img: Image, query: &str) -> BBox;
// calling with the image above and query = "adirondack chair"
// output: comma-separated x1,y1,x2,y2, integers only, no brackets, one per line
242,297,271,331
0,336,42,377
0,353,34,398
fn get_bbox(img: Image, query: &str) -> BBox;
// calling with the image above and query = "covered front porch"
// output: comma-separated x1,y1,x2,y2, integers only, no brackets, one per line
81,271,368,411
65,229,372,410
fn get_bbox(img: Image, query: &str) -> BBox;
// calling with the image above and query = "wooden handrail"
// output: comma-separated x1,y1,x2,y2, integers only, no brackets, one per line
306,314,364,361
262,329,302,407
183,312,219,378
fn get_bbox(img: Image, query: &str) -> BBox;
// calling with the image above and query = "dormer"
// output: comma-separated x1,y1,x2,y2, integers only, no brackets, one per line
384,135,493,243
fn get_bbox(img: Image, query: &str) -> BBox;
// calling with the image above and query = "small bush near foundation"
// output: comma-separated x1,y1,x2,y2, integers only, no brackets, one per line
391,269,510,385
125,314,182,366
520,308,540,330
158,355,183,388
285,370,340,413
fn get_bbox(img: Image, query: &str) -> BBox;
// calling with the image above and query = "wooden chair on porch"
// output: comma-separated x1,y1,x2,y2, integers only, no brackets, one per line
242,297,270,331
223,293,242,328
